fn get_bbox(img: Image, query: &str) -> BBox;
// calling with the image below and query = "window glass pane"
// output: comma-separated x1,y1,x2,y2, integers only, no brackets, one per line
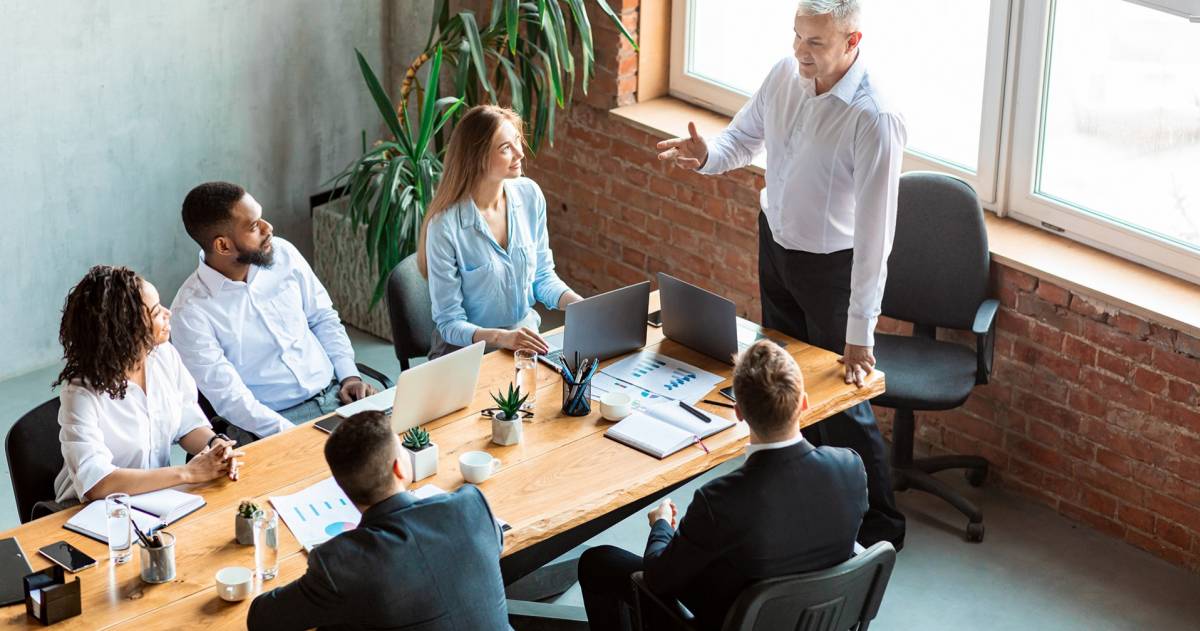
1039,0,1200,251
862,1,990,172
687,0,991,173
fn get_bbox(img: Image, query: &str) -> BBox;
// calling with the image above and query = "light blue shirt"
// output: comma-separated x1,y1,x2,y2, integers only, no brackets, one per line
170,237,359,437
425,177,571,347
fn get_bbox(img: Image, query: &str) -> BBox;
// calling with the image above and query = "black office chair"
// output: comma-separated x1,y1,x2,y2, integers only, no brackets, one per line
872,171,999,543
386,254,434,370
5,398,66,523
631,542,897,631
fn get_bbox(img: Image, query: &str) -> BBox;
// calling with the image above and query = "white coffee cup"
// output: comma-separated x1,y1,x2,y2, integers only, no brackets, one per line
459,451,502,484
599,391,633,421
215,566,254,602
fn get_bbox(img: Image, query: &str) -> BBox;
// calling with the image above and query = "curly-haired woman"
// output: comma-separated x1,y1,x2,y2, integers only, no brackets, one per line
52,265,243,504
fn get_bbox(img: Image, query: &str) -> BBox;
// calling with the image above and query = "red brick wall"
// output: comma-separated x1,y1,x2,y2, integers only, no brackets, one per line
453,0,1200,571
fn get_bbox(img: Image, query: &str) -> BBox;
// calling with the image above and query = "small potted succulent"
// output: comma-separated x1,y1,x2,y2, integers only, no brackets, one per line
490,384,528,446
235,499,258,545
402,426,438,481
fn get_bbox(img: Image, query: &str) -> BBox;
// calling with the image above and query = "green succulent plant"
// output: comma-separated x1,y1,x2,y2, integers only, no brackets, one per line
491,383,529,421
402,426,432,451
237,500,259,519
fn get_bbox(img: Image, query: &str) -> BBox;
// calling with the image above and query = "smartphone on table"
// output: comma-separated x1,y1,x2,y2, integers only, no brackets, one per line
647,310,662,327
38,541,97,573
719,386,736,402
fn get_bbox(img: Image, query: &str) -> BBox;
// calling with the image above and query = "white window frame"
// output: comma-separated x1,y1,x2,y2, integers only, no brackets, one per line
669,0,1200,287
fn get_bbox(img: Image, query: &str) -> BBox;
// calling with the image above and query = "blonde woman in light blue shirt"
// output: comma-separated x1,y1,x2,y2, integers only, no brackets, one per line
419,105,582,358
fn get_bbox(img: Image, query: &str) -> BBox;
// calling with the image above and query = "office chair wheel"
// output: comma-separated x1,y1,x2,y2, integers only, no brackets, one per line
965,522,985,543
965,465,988,487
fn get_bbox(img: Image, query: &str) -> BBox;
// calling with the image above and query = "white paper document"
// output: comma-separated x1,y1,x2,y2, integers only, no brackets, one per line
600,351,724,404
589,372,666,411
271,477,362,552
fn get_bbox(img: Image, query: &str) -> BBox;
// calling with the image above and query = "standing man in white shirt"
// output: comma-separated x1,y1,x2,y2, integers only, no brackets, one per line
655,0,905,548
171,182,375,441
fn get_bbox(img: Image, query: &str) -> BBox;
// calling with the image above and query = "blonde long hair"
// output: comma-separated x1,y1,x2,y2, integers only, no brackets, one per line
417,104,525,277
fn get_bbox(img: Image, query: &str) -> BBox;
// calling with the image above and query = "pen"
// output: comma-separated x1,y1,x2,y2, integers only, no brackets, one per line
678,400,711,423
701,399,735,409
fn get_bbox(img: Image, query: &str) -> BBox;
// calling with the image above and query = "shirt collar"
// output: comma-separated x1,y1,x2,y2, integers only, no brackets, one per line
745,434,808,457
456,179,522,230
827,48,867,104
195,251,259,293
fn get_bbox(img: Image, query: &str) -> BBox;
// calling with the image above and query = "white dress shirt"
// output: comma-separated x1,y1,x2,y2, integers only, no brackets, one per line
699,51,906,347
744,433,808,458
54,343,211,504
170,237,359,437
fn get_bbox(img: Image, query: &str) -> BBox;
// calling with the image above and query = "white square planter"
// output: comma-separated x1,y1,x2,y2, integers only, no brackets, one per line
405,442,438,482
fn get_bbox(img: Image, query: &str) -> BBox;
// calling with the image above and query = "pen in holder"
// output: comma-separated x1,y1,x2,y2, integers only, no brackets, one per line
559,355,597,417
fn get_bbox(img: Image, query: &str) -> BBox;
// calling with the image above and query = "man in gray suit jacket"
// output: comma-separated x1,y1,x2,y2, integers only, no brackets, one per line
248,411,510,630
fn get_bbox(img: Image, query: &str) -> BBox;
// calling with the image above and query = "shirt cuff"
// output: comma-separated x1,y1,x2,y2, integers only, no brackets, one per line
332,357,359,384
846,315,878,348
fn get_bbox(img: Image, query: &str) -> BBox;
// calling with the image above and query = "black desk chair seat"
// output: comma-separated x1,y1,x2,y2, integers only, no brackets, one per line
631,542,897,631
386,254,434,370
6,398,66,523
873,334,978,411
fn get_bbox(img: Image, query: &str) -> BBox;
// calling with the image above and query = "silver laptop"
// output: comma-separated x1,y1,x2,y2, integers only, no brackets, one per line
542,281,651,367
658,272,782,365
332,341,485,434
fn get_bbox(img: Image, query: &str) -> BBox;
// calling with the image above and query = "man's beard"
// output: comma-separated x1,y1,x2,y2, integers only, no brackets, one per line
235,240,274,267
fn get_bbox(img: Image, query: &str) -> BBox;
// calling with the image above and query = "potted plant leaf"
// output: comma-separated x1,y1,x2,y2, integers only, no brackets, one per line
235,500,258,545
490,383,528,446
402,426,439,481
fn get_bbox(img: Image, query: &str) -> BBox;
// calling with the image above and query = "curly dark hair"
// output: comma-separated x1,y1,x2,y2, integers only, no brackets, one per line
54,265,154,400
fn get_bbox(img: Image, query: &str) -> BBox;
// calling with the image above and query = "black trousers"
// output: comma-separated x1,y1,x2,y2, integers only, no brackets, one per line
578,545,644,631
758,212,906,549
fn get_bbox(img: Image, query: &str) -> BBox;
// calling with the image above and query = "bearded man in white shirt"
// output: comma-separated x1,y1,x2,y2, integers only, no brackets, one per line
656,0,905,548
170,182,375,441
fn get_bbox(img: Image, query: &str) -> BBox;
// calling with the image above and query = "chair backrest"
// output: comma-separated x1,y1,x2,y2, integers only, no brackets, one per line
722,542,897,631
386,254,434,369
881,172,990,331
5,398,63,524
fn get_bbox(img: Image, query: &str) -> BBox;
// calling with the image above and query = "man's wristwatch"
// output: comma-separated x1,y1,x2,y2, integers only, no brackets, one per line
206,432,232,449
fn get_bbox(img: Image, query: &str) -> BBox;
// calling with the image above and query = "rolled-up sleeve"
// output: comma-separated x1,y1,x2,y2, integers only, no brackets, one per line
426,217,481,348
57,388,117,503
171,307,292,437
527,180,571,309
847,111,905,347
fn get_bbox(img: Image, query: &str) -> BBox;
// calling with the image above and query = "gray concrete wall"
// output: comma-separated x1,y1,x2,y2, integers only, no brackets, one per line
0,0,430,380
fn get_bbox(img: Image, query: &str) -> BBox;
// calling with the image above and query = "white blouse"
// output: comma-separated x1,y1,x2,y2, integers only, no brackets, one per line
54,342,211,503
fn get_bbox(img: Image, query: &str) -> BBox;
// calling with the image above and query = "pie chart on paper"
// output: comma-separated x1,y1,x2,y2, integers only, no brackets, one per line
324,521,356,537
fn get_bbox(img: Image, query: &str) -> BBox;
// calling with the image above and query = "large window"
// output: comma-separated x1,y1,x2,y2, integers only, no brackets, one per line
671,0,1200,285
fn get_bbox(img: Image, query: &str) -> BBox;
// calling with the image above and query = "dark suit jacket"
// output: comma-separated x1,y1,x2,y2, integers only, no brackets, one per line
643,440,868,630
248,485,510,631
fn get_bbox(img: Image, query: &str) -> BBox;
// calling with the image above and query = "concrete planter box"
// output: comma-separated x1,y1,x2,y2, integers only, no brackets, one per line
404,442,439,482
312,198,393,341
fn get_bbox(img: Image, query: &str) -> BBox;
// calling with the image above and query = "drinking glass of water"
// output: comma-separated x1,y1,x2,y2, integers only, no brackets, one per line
514,349,538,412
253,509,279,581
105,493,132,565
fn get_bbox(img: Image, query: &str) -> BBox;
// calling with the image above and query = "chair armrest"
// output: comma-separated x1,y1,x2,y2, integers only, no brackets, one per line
972,299,1000,385
630,571,698,631
355,363,394,390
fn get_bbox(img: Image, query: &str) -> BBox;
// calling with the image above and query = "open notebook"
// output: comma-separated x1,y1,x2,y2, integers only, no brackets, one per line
64,489,205,544
605,401,736,459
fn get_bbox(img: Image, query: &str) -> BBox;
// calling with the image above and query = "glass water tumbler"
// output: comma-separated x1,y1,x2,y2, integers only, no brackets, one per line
514,349,538,411
253,509,279,581
104,493,133,565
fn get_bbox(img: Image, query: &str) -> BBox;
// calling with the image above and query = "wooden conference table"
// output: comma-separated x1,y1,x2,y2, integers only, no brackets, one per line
0,291,884,630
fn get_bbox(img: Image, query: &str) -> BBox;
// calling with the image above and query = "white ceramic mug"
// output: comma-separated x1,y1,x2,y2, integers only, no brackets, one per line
599,391,633,421
459,451,502,484
215,566,254,602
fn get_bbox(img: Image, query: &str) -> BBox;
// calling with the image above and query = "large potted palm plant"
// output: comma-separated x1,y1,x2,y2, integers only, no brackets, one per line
314,1,635,338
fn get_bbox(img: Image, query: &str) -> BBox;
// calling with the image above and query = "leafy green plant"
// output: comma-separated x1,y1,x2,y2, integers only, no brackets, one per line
491,383,529,420
402,426,432,451
326,1,636,305
237,500,258,519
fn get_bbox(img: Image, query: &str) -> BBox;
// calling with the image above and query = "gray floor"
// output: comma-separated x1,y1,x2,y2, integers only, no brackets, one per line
4,326,1200,629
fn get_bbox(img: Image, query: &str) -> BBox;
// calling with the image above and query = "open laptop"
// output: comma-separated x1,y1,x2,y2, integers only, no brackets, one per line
541,281,651,367
327,341,485,434
658,272,784,365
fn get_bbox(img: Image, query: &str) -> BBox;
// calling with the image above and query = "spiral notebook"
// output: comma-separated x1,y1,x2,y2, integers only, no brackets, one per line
604,401,734,459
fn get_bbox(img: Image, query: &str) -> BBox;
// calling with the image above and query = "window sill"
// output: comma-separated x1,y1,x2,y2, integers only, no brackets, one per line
610,97,1200,339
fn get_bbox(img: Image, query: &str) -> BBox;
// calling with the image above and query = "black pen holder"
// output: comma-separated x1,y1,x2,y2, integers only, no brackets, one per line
561,376,593,417
23,566,81,625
